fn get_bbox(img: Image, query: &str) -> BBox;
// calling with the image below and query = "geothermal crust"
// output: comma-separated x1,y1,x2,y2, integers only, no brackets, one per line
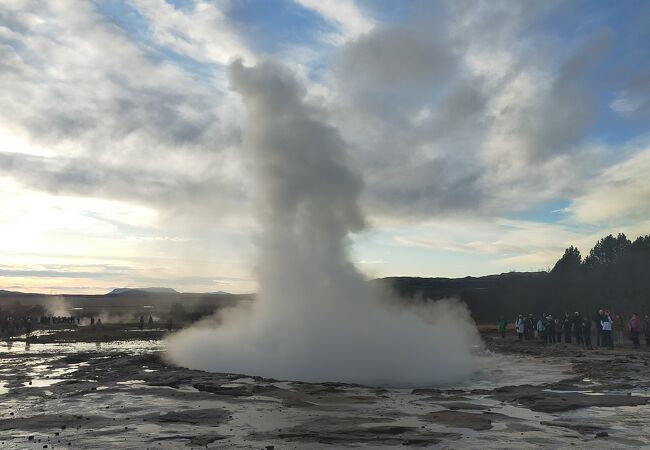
1,327,649,449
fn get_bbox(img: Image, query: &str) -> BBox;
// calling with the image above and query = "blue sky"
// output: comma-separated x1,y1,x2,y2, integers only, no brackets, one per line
0,0,649,293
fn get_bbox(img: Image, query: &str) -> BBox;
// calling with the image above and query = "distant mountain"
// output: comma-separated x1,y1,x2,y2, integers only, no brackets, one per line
208,290,232,295
0,289,40,297
0,289,22,295
107,287,179,295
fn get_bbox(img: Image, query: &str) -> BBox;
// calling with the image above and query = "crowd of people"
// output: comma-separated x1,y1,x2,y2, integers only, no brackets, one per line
497,310,650,348
0,309,165,340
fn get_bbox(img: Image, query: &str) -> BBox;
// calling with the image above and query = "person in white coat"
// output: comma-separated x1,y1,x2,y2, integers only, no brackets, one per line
601,312,613,347
515,315,525,341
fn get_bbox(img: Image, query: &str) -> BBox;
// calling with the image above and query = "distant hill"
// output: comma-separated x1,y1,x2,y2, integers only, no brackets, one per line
107,287,179,295
0,288,253,322
0,289,41,298
377,272,549,323
379,272,544,298
0,289,20,295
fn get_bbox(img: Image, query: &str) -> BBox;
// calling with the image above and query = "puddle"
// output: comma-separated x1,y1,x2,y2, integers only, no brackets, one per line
444,351,573,390
543,389,606,396
23,379,65,387
0,339,165,355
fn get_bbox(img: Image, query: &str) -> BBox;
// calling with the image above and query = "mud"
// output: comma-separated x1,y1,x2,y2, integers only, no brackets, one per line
0,329,649,448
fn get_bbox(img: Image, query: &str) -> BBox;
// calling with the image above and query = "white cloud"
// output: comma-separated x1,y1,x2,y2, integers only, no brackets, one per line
610,91,642,116
127,0,255,65
294,0,375,44
1,0,650,293
572,144,650,223
389,217,625,273
0,0,250,220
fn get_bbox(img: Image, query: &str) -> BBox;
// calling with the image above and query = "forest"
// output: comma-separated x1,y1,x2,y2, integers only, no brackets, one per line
384,233,650,324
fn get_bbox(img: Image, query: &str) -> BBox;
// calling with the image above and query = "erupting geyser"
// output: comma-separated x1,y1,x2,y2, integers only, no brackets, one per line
166,60,479,386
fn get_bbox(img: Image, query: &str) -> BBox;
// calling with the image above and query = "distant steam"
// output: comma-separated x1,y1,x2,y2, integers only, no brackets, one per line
44,296,71,317
166,60,479,386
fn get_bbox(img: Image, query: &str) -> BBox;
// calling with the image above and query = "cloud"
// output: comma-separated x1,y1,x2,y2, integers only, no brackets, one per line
572,144,650,223
610,69,650,117
325,4,612,221
2,0,650,293
126,0,256,65
0,0,250,222
0,151,247,221
294,0,375,44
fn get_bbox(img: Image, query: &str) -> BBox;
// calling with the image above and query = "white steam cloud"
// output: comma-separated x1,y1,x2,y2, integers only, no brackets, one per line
166,60,479,386
44,296,71,317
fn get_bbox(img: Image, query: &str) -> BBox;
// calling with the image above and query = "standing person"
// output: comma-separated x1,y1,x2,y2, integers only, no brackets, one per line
563,313,572,344
555,318,562,343
629,313,641,349
595,309,604,347
643,314,650,346
546,315,556,344
582,315,592,348
573,312,583,345
537,316,546,344
7,316,15,339
614,314,625,344
148,315,153,328
25,317,32,338
527,314,536,340
139,315,144,330
497,317,507,339
601,311,613,347
515,315,525,341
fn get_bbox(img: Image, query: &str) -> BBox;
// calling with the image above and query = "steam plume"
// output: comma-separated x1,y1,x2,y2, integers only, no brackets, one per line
166,60,479,386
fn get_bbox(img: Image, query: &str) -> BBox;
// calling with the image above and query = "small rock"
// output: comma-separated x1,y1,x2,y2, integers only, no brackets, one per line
595,431,609,438
28,436,34,441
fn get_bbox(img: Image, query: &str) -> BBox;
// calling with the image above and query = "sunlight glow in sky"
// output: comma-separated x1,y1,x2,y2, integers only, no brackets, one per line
1,0,649,294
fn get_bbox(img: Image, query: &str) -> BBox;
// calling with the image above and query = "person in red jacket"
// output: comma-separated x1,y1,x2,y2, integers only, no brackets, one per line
629,313,641,349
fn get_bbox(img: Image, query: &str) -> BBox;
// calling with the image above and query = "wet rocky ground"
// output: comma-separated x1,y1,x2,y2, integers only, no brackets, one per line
1,328,649,449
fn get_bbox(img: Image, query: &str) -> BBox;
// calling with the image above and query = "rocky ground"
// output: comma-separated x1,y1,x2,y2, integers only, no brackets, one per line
0,327,649,449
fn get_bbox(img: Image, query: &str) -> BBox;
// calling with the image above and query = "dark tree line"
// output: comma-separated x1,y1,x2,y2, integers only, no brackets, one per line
384,233,650,323
547,233,650,316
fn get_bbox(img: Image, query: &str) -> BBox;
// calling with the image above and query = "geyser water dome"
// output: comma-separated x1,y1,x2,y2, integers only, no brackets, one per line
166,60,480,386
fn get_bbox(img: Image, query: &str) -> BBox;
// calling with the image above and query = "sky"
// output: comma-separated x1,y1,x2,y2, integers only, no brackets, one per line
1,0,650,294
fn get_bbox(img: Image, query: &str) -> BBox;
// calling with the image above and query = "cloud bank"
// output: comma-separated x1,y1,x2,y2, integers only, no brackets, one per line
2,0,650,292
